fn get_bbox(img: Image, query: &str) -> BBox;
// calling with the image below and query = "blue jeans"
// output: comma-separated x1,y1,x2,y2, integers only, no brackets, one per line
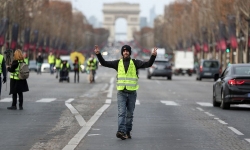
117,90,137,133
50,64,54,74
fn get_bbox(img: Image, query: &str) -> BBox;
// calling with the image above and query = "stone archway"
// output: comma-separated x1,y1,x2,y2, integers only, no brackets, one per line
102,2,140,42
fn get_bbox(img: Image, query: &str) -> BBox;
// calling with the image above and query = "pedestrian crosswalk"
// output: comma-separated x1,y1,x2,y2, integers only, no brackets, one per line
0,98,57,103
0,97,250,108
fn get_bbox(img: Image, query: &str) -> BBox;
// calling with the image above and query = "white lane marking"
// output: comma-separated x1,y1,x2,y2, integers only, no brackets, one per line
136,100,140,105
87,134,100,136
105,99,111,104
0,98,12,102
228,127,244,135
36,98,56,102
217,119,228,125
66,98,74,103
107,77,114,98
65,101,86,127
234,104,250,108
204,112,214,117
63,104,110,150
196,107,204,111
196,102,213,107
161,101,179,106
245,139,250,143
92,128,100,131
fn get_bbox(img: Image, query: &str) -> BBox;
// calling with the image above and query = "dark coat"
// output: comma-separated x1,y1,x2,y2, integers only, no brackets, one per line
7,60,29,95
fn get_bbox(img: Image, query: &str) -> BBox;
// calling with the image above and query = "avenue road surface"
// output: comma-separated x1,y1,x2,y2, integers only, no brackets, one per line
0,66,250,150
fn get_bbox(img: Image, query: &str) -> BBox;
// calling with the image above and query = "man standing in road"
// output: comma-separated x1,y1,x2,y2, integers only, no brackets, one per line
94,45,157,140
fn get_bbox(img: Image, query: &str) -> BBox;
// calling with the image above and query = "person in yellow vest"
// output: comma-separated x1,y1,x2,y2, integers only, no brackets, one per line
59,60,70,81
94,45,157,140
48,52,55,74
55,55,62,78
23,52,29,65
86,54,98,82
6,49,29,110
0,52,7,97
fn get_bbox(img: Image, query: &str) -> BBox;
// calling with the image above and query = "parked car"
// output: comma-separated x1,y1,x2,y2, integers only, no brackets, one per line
29,60,37,72
196,59,220,81
213,64,250,109
41,60,50,73
147,59,172,80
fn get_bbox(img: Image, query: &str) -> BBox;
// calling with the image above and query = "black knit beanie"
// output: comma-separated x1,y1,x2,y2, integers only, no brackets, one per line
121,45,131,56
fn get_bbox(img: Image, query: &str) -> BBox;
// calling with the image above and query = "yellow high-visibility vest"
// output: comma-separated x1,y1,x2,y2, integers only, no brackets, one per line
116,59,139,91
0,55,3,74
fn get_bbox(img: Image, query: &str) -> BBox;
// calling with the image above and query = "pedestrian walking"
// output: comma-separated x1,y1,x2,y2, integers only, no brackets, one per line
86,54,98,83
73,56,80,83
36,52,43,75
48,52,55,74
6,49,29,110
94,45,157,140
55,55,62,78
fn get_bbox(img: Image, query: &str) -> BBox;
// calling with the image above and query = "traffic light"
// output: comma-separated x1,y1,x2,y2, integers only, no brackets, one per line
226,47,230,53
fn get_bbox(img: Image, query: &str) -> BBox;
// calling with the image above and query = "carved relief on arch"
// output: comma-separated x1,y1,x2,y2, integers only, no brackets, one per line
130,17,138,22
105,17,112,22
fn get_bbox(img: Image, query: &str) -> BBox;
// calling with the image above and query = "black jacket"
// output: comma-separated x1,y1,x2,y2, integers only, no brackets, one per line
36,55,44,64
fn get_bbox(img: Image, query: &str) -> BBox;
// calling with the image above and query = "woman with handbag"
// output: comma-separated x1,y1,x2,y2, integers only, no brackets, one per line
6,49,29,110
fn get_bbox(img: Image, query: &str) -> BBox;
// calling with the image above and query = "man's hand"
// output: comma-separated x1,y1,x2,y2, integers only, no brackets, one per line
94,45,100,54
152,47,158,56
3,77,6,84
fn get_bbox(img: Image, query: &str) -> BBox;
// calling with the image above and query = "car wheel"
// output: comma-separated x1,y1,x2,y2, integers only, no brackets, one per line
213,89,220,107
220,90,230,109
167,76,172,80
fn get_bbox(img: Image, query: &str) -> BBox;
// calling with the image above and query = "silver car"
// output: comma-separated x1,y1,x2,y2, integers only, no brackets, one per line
196,59,220,81
147,59,172,80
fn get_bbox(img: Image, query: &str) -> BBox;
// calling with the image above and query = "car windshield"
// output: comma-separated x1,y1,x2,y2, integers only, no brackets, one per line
203,61,219,68
233,66,250,75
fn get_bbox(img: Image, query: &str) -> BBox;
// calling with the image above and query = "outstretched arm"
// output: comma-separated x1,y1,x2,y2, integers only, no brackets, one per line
94,45,119,70
135,47,158,69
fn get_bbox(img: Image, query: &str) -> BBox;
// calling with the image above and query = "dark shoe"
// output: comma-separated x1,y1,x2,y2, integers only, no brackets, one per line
116,131,127,140
126,132,132,139
19,106,23,110
7,106,17,110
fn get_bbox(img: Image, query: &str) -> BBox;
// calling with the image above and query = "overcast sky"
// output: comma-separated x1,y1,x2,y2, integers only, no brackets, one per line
69,0,175,22
67,0,175,40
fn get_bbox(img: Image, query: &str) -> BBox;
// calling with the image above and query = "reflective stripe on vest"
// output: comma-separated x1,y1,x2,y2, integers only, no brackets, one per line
116,59,139,91
10,60,21,80
0,55,3,74
48,55,55,63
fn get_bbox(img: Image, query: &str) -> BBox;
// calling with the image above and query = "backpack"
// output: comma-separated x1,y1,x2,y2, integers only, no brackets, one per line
18,61,29,79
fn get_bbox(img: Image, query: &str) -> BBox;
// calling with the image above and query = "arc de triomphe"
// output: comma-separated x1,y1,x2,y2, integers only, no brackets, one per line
102,2,140,42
